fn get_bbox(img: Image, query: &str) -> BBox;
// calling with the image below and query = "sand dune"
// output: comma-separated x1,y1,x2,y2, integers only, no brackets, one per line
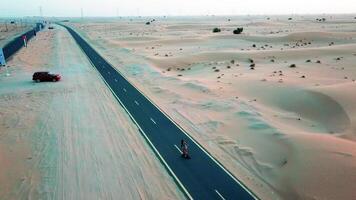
148,43,356,71
314,83,356,140
67,15,356,200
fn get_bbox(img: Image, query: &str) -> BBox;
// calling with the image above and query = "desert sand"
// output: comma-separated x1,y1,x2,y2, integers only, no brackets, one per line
0,25,183,199
66,15,356,200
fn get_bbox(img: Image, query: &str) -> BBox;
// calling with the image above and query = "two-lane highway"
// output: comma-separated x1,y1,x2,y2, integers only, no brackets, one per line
60,24,258,200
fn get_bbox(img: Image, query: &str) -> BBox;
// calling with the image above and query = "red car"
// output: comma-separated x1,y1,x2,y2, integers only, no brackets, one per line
33,71,61,82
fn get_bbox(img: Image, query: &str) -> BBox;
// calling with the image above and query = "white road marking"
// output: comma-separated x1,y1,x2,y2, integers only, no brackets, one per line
123,88,127,92
134,100,139,106
150,118,157,124
68,26,253,199
108,71,110,74
174,145,182,154
114,79,118,82
80,46,193,200
215,190,226,200
129,78,258,199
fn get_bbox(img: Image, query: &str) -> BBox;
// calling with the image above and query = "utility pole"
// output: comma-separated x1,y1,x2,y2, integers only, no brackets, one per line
39,6,43,18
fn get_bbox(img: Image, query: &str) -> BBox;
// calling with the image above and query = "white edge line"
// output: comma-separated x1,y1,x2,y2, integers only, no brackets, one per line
64,26,193,200
100,61,260,199
69,24,259,199
174,145,182,154
97,70,193,200
104,61,259,199
215,189,226,200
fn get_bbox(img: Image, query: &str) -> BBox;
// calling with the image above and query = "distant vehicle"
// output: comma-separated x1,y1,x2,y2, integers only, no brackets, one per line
33,72,61,82
48,26,54,29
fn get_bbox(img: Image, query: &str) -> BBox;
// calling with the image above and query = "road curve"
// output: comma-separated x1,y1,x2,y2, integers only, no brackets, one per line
60,24,259,200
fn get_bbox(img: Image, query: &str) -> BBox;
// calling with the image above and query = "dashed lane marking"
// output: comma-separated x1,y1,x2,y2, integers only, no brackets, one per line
215,190,226,200
174,145,182,154
150,118,157,124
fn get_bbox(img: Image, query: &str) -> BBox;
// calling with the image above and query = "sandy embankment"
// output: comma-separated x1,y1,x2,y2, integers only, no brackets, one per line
0,25,183,199
68,15,356,200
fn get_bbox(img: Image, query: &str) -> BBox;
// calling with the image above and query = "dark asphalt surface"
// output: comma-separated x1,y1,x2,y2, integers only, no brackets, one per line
61,24,258,200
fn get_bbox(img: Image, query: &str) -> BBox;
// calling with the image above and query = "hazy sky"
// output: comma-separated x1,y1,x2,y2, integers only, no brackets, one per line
1,0,355,17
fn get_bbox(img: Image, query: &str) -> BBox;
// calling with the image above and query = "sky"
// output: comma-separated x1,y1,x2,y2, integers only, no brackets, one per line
1,0,355,17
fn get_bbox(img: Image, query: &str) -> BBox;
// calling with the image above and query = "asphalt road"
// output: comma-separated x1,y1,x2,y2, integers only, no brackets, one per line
60,24,258,200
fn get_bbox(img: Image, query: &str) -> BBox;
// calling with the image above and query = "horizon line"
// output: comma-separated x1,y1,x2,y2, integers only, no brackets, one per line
1,12,356,19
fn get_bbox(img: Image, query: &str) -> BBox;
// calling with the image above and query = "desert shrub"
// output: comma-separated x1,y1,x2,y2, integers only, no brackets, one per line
212,28,221,33
289,64,296,68
145,22,150,25
233,27,243,34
